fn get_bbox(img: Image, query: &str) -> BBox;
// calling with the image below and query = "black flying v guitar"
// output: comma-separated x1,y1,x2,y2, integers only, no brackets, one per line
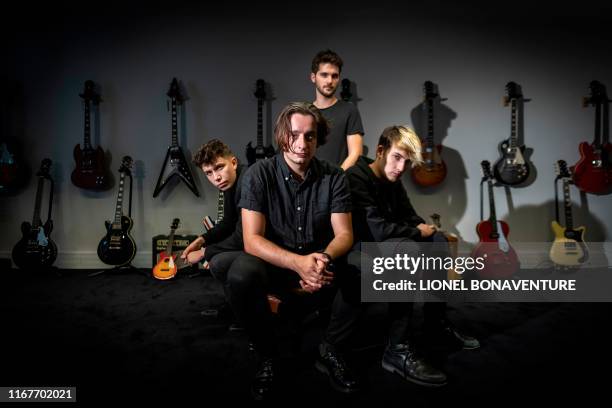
153,78,199,197
246,79,275,166
97,156,137,266
12,158,58,269
493,81,531,186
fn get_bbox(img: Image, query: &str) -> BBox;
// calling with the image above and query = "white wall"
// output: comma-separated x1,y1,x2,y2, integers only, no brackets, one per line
2,3,611,267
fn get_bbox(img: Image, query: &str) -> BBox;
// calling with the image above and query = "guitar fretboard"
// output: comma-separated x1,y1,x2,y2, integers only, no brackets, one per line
31,176,45,229
487,178,498,234
509,99,519,150
217,191,224,222
171,97,179,147
426,97,434,149
563,180,573,229
113,173,125,227
83,99,92,149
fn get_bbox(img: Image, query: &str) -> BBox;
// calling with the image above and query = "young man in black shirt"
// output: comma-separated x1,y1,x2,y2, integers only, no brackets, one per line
227,102,361,400
346,125,479,387
310,49,364,169
181,139,244,280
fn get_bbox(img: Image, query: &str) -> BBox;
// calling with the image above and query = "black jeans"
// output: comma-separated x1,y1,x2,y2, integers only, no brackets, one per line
226,251,361,358
351,232,450,346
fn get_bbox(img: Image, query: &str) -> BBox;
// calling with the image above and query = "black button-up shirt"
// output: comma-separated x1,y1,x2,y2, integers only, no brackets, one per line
239,154,352,255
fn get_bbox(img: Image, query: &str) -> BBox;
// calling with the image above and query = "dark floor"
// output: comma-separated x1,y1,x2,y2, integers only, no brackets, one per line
1,266,610,405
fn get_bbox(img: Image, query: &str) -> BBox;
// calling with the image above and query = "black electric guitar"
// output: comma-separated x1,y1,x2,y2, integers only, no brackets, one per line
153,78,199,197
246,79,275,166
71,80,110,190
12,158,58,269
550,160,589,267
97,156,137,266
493,81,531,185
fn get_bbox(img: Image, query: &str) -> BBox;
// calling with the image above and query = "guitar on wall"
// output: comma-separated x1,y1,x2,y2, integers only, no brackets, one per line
471,160,519,278
12,158,58,269
71,80,110,190
411,81,447,187
97,156,137,266
571,80,612,194
246,79,275,166
153,218,181,280
493,81,531,186
550,160,589,267
153,78,199,197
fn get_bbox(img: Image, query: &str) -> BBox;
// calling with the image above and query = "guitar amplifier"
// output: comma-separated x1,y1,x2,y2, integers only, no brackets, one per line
151,234,199,269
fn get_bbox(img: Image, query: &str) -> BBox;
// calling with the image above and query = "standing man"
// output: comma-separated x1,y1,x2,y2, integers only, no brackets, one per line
181,139,244,280
310,49,364,170
346,125,479,387
227,102,361,400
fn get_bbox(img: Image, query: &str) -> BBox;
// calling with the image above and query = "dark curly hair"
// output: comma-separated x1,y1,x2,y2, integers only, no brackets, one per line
192,139,234,167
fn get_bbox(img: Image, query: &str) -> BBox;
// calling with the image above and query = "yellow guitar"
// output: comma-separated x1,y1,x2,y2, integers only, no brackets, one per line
549,160,589,267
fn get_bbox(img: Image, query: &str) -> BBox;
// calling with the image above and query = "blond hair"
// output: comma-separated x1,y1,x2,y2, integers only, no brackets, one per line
377,125,423,167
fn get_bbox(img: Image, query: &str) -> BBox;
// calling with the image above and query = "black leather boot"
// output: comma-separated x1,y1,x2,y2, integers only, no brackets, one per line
315,342,360,393
382,343,447,387
251,358,274,401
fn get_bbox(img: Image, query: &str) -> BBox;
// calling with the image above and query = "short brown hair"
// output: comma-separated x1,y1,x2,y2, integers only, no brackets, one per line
275,102,329,152
311,49,343,74
192,139,234,167
377,126,423,167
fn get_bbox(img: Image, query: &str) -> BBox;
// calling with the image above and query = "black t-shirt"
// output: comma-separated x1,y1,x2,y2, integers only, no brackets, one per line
239,153,352,254
316,100,364,165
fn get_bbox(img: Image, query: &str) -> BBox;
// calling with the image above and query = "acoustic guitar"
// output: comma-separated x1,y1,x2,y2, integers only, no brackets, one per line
549,160,589,267
411,81,447,187
471,160,519,278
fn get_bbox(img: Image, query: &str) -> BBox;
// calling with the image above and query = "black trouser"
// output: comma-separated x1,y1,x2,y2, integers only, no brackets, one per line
208,250,243,303
351,232,450,346
226,251,361,358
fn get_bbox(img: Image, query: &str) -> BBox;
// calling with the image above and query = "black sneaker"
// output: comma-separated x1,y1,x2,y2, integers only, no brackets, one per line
315,342,360,393
382,343,447,387
251,358,274,401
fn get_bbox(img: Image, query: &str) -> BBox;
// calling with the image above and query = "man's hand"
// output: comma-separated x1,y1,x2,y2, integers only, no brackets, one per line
181,236,205,264
417,223,437,238
293,253,334,292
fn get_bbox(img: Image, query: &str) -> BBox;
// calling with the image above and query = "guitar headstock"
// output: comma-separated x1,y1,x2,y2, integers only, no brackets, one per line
582,80,609,107
119,156,133,174
555,159,571,180
480,160,493,180
254,79,266,101
503,81,523,106
167,78,184,103
340,78,352,102
170,218,180,231
80,80,101,104
37,158,52,177
423,80,438,100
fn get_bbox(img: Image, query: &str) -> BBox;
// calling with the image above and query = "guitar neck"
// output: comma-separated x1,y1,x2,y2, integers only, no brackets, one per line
563,179,573,229
83,100,92,149
31,176,45,229
426,97,434,148
509,99,519,149
113,173,126,226
165,229,176,253
171,97,179,147
217,191,224,221
257,98,264,147
487,179,498,233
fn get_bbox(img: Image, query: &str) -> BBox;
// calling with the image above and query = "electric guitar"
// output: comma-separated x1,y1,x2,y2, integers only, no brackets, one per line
153,78,200,197
12,158,57,269
246,79,275,166
153,218,181,280
472,160,519,278
493,81,531,186
71,80,110,190
550,160,589,267
411,81,447,187
97,156,137,266
571,80,612,194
